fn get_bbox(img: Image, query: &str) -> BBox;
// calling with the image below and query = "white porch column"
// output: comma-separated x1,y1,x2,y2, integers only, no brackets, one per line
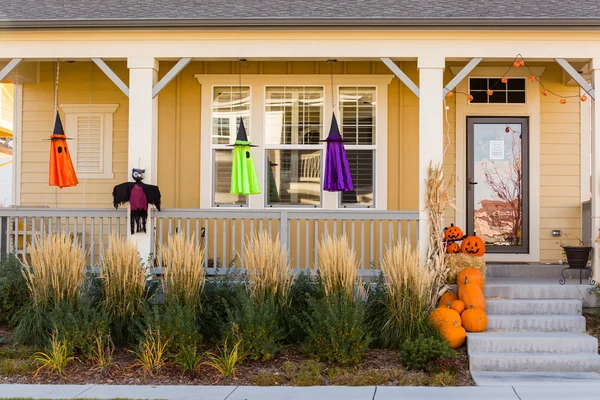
590,59,600,279
127,57,159,264
418,56,445,260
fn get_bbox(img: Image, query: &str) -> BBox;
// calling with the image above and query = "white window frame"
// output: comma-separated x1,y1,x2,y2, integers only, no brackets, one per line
60,104,119,179
196,74,393,210
467,77,528,105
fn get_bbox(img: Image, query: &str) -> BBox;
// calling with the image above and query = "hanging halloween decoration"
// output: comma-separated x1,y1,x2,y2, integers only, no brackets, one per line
443,224,464,242
229,119,260,195
48,113,79,188
460,233,486,257
229,58,260,196
112,168,162,234
322,59,353,192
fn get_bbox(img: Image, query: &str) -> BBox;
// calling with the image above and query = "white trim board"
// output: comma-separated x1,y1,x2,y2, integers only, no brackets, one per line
454,67,541,263
195,74,394,210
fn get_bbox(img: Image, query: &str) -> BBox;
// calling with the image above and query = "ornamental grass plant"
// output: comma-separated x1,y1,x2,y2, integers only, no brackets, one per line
159,232,206,308
316,234,360,298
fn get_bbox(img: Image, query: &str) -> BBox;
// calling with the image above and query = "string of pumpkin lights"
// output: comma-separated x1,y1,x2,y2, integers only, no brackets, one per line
446,54,591,104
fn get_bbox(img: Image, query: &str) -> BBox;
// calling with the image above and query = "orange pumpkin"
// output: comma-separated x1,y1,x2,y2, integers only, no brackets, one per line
438,291,458,307
450,300,465,315
457,268,484,291
439,320,467,349
430,307,461,329
462,306,488,332
446,242,460,254
458,277,487,311
461,234,486,257
443,224,464,242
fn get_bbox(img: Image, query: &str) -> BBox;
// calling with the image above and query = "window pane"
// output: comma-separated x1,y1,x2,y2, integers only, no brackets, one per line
266,149,321,206
507,78,526,90
213,86,250,145
489,78,506,91
341,150,374,207
489,91,507,103
470,91,488,103
508,91,526,104
339,87,376,145
213,149,247,206
265,87,323,145
470,78,488,91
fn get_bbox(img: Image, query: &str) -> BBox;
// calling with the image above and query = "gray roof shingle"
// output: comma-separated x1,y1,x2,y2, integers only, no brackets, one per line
2,0,600,28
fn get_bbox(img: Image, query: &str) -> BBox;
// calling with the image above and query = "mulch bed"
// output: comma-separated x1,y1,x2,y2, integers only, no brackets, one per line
0,327,474,386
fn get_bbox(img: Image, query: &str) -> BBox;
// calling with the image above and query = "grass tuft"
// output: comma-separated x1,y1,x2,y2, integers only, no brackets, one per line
316,234,359,298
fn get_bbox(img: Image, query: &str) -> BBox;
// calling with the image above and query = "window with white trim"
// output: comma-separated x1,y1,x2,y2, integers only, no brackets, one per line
197,74,392,210
339,87,376,207
60,104,118,179
469,77,526,104
265,86,324,207
211,86,250,207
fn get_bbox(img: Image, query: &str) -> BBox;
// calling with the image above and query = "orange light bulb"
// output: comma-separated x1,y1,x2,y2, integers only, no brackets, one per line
487,89,494,96
519,60,525,67
446,91,454,98
560,98,567,104
581,95,588,102
542,90,548,96
529,76,535,82
501,77,508,84
513,61,520,68
467,94,474,101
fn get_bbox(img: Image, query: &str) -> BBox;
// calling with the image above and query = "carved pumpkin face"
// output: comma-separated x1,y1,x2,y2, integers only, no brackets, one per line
443,224,464,242
446,242,460,254
460,234,486,257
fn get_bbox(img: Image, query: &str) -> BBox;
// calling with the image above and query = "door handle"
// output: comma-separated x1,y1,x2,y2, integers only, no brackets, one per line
468,181,478,185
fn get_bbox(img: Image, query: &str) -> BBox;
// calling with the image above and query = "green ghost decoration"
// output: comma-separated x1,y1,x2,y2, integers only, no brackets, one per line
230,119,260,195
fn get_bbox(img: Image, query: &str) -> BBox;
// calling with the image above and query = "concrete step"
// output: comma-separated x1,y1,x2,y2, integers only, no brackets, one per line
483,279,597,307
487,264,593,279
486,299,582,315
471,371,600,386
467,332,598,354
487,314,586,332
469,352,600,372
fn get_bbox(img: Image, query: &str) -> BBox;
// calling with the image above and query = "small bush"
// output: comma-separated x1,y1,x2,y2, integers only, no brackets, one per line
32,332,78,377
284,271,323,344
302,293,370,365
203,338,241,378
399,336,456,372
0,358,36,376
175,345,202,374
0,255,29,326
249,372,285,386
282,360,325,386
12,305,51,348
141,302,201,356
199,278,245,342
130,328,169,374
428,371,456,386
226,293,285,361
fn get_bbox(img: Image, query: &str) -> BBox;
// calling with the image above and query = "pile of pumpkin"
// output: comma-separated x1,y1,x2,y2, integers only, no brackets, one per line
444,223,485,257
430,268,487,349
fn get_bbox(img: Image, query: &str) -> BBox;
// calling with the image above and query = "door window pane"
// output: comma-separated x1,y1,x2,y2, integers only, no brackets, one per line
213,149,247,206
266,149,321,206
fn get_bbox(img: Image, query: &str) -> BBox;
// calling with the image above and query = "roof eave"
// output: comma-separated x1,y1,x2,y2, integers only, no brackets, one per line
3,17,600,30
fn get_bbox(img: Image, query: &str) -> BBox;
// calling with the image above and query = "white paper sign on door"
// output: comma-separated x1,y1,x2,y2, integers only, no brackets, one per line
489,140,505,160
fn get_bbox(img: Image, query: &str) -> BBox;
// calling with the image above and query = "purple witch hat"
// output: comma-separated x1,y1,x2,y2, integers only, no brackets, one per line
322,113,354,192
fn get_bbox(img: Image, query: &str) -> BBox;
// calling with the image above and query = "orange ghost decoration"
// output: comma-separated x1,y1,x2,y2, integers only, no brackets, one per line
49,113,78,188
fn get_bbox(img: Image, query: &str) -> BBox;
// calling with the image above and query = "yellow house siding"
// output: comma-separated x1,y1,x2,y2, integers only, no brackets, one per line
539,63,581,262
19,61,129,207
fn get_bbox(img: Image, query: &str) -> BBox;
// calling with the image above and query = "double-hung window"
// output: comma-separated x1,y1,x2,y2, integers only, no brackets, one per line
265,86,324,207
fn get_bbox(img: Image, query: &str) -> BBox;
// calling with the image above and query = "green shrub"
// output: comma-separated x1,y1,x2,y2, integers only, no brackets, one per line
399,336,456,372
364,272,389,347
226,292,285,361
249,372,285,386
0,255,29,326
140,302,201,355
199,278,245,342
0,358,36,376
284,271,323,343
12,305,51,348
175,345,202,374
282,360,325,386
301,292,371,365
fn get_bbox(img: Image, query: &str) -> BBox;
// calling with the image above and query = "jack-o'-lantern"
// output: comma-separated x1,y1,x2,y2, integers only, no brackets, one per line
460,233,486,257
443,224,464,242
446,242,460,254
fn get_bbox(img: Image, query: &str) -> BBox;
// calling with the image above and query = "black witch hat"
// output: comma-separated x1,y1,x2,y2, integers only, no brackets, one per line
319,113,353,142
227,119,258,147
48,113,72,141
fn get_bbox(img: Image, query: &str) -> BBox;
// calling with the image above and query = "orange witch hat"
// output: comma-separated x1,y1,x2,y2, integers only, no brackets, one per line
49,113,78,188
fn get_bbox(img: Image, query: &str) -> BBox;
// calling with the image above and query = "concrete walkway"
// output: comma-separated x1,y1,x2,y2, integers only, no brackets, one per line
1,384,600,400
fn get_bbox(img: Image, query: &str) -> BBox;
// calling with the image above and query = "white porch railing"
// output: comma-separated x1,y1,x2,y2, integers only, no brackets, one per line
0,208,419,275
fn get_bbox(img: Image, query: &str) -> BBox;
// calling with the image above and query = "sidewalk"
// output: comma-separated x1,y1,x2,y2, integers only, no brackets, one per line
1,384,600,400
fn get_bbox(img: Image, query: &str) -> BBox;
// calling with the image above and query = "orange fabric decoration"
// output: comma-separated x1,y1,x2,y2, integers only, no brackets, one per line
49,113,78,188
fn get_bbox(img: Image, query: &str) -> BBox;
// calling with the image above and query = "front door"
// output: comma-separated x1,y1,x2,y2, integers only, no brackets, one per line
466,117,529,254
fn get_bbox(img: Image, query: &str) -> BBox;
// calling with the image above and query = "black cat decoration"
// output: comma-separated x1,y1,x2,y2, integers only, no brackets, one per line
112,168,161,234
